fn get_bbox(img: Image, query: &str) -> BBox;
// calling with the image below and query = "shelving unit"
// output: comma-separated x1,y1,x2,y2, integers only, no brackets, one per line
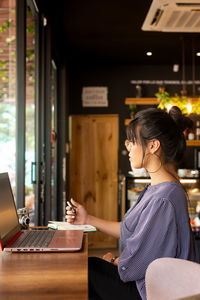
124,99,158,125
125,98,158,105
186,140,200,147
125,97,200,105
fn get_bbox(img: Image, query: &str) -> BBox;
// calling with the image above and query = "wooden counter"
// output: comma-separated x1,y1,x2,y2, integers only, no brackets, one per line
0,234,88,299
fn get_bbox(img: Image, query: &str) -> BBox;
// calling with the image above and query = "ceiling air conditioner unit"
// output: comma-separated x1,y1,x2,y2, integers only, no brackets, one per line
142,0,200,32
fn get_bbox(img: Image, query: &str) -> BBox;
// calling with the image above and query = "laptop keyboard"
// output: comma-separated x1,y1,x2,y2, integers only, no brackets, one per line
11,230,55,248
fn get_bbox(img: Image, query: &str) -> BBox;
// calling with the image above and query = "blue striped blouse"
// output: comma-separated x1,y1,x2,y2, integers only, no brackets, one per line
118,181,199,300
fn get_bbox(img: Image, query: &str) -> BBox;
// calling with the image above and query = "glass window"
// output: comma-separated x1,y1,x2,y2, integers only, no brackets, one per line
25,5,35,224
0,0,16,194
51,60,57,219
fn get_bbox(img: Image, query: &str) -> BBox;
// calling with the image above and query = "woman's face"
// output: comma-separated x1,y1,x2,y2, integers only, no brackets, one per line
125,140,143,170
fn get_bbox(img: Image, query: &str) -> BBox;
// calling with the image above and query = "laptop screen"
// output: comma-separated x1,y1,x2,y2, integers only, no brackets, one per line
0,173,20,245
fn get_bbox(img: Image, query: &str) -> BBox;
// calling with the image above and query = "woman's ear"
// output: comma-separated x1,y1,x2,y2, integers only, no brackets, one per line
148,139,160,154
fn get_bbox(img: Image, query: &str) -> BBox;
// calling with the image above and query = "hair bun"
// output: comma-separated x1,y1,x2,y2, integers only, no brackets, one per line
169,106,193,132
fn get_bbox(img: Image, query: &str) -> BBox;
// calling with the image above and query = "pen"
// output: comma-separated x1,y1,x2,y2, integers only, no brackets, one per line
66,200,76,214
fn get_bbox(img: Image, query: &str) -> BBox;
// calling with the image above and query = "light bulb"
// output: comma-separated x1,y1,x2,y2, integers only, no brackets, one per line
187,103,192,114
166,104,172,112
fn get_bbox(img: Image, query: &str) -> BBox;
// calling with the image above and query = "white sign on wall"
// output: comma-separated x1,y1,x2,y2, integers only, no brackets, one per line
82,86,108,107
130,80,200,85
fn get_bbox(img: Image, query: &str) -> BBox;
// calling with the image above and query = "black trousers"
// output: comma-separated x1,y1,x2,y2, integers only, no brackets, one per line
88,257,142,300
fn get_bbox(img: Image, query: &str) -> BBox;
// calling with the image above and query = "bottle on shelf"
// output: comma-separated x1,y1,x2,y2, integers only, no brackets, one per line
188,129,195,140
184,128,188,139
195,120,200,140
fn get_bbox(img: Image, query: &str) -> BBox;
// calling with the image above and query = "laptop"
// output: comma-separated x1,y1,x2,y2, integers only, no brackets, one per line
0,173,83,252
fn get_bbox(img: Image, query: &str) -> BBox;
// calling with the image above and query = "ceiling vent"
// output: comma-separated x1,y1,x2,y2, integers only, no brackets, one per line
142,0,200,32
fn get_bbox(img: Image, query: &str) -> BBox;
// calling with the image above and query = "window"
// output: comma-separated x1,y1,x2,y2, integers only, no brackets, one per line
0,0,16,194
25,4,35,223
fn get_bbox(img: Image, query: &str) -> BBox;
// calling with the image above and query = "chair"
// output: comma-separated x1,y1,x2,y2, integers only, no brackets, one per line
145,257,200,300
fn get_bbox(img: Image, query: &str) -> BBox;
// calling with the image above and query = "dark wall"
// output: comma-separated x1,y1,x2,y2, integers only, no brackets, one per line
68,62,199,176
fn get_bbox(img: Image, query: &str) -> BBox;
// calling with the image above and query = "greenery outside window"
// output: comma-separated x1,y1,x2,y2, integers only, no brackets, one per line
0,0,16,194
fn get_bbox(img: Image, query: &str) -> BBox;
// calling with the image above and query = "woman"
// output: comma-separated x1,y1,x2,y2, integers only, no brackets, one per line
66,106,199,300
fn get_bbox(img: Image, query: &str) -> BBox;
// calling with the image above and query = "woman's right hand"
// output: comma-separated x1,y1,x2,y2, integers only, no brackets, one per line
65,198,88,225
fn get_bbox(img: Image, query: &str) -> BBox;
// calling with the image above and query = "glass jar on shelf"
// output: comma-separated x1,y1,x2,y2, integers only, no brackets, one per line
188,130,195,140
195,120,200,140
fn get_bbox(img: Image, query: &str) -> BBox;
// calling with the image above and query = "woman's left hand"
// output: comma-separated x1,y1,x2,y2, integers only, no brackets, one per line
103,252,114,262
103,252,118,266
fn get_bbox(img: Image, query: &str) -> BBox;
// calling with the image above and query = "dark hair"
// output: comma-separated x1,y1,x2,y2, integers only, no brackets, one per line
126,106,193,164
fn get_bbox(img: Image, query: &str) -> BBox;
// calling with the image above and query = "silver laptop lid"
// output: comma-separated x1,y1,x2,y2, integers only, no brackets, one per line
0,173,21,249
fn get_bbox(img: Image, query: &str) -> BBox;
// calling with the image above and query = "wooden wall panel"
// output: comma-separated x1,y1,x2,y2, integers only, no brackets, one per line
69,115,118,248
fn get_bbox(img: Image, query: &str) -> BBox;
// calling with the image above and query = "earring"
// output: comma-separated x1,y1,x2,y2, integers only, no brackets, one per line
143,152,162,173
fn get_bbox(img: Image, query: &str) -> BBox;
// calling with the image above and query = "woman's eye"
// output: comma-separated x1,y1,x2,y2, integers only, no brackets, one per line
125,140,131,150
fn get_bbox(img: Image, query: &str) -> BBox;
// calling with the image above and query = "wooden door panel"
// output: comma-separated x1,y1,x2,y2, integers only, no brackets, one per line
70,116,95,205
69,115,118,248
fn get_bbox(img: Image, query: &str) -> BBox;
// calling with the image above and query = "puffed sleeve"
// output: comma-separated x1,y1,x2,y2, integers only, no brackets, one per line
118,198,177,282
